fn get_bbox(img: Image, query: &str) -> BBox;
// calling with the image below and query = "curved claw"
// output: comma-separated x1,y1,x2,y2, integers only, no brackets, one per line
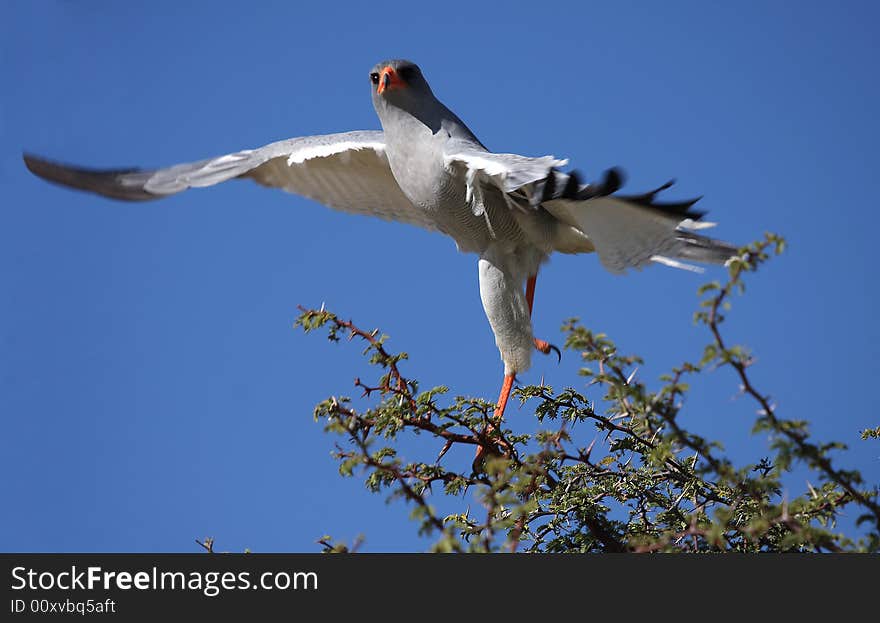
534,338,562,363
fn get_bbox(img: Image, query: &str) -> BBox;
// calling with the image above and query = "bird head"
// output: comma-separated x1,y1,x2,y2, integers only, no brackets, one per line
369,59,433,109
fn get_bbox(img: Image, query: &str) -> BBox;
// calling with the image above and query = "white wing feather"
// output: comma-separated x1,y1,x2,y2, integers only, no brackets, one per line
25,131,433,231
443,143,733,273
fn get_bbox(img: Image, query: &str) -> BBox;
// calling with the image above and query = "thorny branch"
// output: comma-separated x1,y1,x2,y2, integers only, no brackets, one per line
705,255,880,525
294,234,879,553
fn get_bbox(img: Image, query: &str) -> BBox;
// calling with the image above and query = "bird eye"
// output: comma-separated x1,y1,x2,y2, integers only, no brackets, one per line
370,72,380,85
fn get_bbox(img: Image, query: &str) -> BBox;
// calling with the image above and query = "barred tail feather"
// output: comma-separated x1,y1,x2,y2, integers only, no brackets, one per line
669,230,738,266
541,174,738,274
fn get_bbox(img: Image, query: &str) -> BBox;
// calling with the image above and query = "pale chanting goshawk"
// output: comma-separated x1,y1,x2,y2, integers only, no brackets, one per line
24,59,737,465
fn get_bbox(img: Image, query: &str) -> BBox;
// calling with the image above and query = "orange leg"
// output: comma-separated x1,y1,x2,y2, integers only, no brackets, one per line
475,274,565,469
474,373,516,470
527,273,560,360
494,373,516,421
526,274,538,315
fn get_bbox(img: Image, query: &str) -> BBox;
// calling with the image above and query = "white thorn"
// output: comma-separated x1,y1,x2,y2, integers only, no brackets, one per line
626,367,639,385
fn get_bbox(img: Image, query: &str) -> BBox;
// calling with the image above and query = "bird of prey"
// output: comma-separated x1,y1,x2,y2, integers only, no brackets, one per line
24,59,736,464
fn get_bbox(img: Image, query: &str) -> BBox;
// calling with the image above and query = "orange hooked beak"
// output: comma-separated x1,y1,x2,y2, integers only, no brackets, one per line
376,66,404,94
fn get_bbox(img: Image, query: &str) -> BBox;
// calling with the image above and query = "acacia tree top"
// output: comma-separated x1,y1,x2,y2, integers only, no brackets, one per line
294,234,879,553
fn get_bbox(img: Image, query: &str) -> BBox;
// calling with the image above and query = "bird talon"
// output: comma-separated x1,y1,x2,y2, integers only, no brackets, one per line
534,338,562,362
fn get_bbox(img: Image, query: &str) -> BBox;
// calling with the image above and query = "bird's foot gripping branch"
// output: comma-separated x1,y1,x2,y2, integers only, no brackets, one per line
294,234,880,553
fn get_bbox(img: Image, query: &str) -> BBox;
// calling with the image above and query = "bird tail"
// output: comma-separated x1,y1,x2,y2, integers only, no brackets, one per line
541,173,739,274
668,230,738,265
647,228,738,273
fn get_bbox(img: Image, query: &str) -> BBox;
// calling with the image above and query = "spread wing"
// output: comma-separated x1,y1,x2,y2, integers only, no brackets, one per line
444,142,737,273
23,130,434,231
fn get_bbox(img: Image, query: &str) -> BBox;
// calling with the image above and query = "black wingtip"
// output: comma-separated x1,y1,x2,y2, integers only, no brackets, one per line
603,167,625,195
22,152,157,202
563,170,580,197
546,161,706,221
22,152,86,188
616,178,706,220
22,152,53,179
568,167,626,201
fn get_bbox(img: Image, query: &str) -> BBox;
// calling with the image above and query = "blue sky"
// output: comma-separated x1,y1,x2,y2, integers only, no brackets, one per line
2,1,877,552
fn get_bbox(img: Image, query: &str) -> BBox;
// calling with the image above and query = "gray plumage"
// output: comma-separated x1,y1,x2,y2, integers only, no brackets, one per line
23,58,738,378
